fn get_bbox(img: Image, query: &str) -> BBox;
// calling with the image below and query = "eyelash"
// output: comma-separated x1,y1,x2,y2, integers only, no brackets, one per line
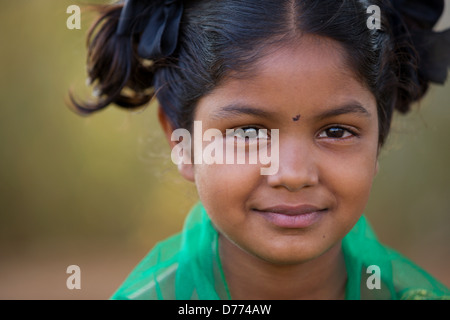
317,125,359,140
228,126,269,141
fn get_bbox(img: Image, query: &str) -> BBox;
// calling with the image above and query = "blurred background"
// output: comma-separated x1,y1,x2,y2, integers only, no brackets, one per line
0,1,449,299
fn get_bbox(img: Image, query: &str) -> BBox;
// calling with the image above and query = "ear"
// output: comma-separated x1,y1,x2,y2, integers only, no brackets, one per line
157,106,195,182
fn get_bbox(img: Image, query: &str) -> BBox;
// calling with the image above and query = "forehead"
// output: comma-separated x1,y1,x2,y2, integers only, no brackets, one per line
196,35,376,119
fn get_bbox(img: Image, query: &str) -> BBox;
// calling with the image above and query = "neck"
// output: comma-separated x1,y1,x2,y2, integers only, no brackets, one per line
219,235,347,300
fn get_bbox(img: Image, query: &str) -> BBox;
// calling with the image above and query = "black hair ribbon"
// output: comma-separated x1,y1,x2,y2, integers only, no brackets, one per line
390,0,450,84
116,0,184,59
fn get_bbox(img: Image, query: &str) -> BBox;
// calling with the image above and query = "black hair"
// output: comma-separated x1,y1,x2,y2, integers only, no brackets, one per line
69,0,449,146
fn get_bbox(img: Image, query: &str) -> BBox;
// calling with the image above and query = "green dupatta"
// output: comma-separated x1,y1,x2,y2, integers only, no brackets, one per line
111,202,450,300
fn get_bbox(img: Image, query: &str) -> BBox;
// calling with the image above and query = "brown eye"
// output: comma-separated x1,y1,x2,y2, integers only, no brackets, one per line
327,127,345,138
228,127,269,141
318,127,354,139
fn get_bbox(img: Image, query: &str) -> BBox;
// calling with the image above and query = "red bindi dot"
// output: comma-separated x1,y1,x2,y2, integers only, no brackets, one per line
292,114,301,121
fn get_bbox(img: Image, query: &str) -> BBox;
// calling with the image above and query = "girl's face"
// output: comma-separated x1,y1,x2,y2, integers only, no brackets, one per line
177,37,379,265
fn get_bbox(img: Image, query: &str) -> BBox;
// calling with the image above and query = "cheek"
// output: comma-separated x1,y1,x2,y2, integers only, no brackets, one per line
194,163,264,242
324,147,377,211
313,146,378,245
194,163,262,212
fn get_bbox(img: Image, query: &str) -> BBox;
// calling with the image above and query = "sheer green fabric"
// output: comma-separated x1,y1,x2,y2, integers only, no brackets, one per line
111,202,450,300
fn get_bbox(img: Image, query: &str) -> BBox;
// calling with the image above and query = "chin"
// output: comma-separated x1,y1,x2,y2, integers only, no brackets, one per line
251,241,332,266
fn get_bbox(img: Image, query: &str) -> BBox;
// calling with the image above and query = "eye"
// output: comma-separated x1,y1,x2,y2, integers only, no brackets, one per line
317,126,356,139
228,127,269,142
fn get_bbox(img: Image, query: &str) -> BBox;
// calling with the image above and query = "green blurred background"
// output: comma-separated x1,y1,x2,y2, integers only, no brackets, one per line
0,1,449,299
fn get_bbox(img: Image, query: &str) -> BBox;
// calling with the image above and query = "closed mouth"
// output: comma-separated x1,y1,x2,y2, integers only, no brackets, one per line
252,204,328,229
254,204,327,215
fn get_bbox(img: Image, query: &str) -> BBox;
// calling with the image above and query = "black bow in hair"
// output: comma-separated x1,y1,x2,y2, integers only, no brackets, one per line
390,0,450,84
116,0,184,59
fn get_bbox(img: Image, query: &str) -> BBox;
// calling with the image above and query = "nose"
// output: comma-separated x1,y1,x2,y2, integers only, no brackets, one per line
266,137,319,192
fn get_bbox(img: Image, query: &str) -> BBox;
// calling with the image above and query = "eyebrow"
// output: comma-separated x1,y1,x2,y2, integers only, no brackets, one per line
210,103,277,120
315,103,371,120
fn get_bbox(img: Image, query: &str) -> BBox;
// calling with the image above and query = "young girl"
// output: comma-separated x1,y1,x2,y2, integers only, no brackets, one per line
70,0,450,299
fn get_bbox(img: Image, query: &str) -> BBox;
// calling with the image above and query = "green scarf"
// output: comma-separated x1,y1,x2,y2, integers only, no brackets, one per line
111,202,449,300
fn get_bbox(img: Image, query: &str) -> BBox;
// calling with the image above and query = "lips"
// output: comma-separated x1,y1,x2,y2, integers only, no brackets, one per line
253,204,327,229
